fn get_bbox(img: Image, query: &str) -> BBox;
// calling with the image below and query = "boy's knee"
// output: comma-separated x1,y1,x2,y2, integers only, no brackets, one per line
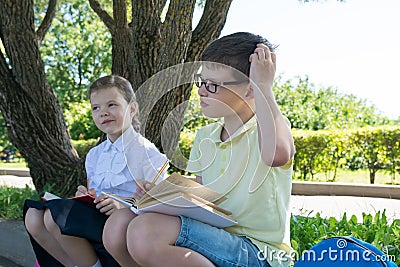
128,213,156,238
126,214,157,258
103,226,123,253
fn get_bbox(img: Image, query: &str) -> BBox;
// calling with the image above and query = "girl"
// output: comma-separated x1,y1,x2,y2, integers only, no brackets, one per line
24,75,168,267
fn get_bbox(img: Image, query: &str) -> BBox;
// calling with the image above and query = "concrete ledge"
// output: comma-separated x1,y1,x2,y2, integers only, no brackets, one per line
0,168,30,177
292,181,400,199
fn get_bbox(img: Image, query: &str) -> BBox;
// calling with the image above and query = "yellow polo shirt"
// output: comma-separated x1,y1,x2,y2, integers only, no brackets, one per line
187,116,293,267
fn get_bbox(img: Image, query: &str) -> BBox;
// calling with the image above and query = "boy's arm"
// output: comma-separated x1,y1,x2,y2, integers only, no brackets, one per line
250,44,295,167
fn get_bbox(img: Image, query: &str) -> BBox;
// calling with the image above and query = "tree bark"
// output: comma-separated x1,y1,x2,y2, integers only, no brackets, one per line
0,0,85,196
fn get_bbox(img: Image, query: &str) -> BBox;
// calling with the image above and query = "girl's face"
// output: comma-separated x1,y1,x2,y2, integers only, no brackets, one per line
90,86,136,142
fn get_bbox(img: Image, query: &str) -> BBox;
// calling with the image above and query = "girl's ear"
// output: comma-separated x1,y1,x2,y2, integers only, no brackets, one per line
130,102,138,117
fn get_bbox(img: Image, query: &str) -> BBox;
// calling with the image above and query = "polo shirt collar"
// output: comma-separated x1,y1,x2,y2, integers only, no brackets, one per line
209,116,257,144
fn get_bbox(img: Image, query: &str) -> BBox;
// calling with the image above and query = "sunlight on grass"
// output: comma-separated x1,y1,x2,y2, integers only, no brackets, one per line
0,161,28,169
298,169,398,185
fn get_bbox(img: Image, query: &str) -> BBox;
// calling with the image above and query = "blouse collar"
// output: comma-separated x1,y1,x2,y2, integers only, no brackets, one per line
103,125,139,152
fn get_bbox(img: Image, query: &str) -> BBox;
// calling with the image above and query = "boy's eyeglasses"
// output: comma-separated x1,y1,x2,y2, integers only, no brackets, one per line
194,74,248,93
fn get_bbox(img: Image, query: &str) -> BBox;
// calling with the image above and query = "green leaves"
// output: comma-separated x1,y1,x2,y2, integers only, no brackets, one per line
38,0,112,108
0,186,39,219
291,211,400,265
274,76,390,130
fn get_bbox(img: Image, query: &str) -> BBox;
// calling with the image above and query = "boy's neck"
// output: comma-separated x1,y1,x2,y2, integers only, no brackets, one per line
221,110,254,142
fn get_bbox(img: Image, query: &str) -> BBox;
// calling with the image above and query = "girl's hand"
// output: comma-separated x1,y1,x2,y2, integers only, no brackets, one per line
94,196,121,215
76,186,96,197
75,185,88,197
134,179,155,200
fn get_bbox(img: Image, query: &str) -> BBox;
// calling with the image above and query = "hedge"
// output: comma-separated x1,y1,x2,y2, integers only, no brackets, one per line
175,126,400,184
4,126,399,184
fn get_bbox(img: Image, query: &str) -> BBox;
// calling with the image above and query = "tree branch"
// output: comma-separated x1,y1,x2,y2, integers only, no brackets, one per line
129,0,165,87
113,0,127,30
0,0,47,98
36,0,57,47
188,0,233,61
89,0,115,34
110,0,134,77
159,0,196,66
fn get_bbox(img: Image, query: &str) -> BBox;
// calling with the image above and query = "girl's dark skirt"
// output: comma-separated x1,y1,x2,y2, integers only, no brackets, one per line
23,198,120,266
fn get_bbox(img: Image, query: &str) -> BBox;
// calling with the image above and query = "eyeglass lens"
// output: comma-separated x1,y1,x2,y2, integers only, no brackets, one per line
194,75,217,93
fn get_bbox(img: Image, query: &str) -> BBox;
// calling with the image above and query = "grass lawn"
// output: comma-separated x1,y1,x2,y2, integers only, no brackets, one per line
296,168,398,185
0,161,28,169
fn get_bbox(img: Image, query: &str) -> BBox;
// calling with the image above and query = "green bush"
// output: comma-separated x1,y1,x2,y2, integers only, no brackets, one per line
169,130,196,175
292,126,400,183
0,185,39,219
64,102,102,140
72,138,100,158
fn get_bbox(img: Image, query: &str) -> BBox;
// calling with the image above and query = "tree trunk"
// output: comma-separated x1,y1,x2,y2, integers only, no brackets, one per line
0,0,86,196
369,170,375,184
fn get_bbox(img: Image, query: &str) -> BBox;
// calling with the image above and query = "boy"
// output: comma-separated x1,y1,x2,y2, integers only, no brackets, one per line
104,32,295,267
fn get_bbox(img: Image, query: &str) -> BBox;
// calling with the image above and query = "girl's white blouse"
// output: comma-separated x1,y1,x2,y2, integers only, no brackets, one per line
85,126,168,197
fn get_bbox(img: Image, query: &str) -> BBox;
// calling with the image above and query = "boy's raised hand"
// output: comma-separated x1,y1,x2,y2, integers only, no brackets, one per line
249,43,276,91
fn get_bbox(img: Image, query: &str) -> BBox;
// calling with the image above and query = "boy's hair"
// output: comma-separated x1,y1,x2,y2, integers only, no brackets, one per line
201,32,278,78
89,75,141,132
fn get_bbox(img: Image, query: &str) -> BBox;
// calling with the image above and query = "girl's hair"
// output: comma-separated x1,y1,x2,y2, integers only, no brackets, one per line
89,75,141,132
201,32,278,79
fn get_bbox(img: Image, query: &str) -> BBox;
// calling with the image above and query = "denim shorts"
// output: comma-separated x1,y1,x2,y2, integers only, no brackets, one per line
175,216,271,267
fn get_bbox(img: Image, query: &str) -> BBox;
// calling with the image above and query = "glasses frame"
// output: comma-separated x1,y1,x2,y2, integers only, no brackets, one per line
194,74,248,93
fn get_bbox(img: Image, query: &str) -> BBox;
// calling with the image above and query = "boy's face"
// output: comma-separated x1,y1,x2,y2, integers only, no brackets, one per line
197,66,250,119
90,86,135,142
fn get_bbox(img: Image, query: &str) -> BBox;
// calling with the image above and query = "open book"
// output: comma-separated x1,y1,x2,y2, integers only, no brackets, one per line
42,192,96,205
102,173,237,228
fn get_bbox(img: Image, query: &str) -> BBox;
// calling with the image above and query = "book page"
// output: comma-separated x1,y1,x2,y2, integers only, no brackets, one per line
135,193,237,228
101,191,137,207
42,192,61,201
140,173,226,206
